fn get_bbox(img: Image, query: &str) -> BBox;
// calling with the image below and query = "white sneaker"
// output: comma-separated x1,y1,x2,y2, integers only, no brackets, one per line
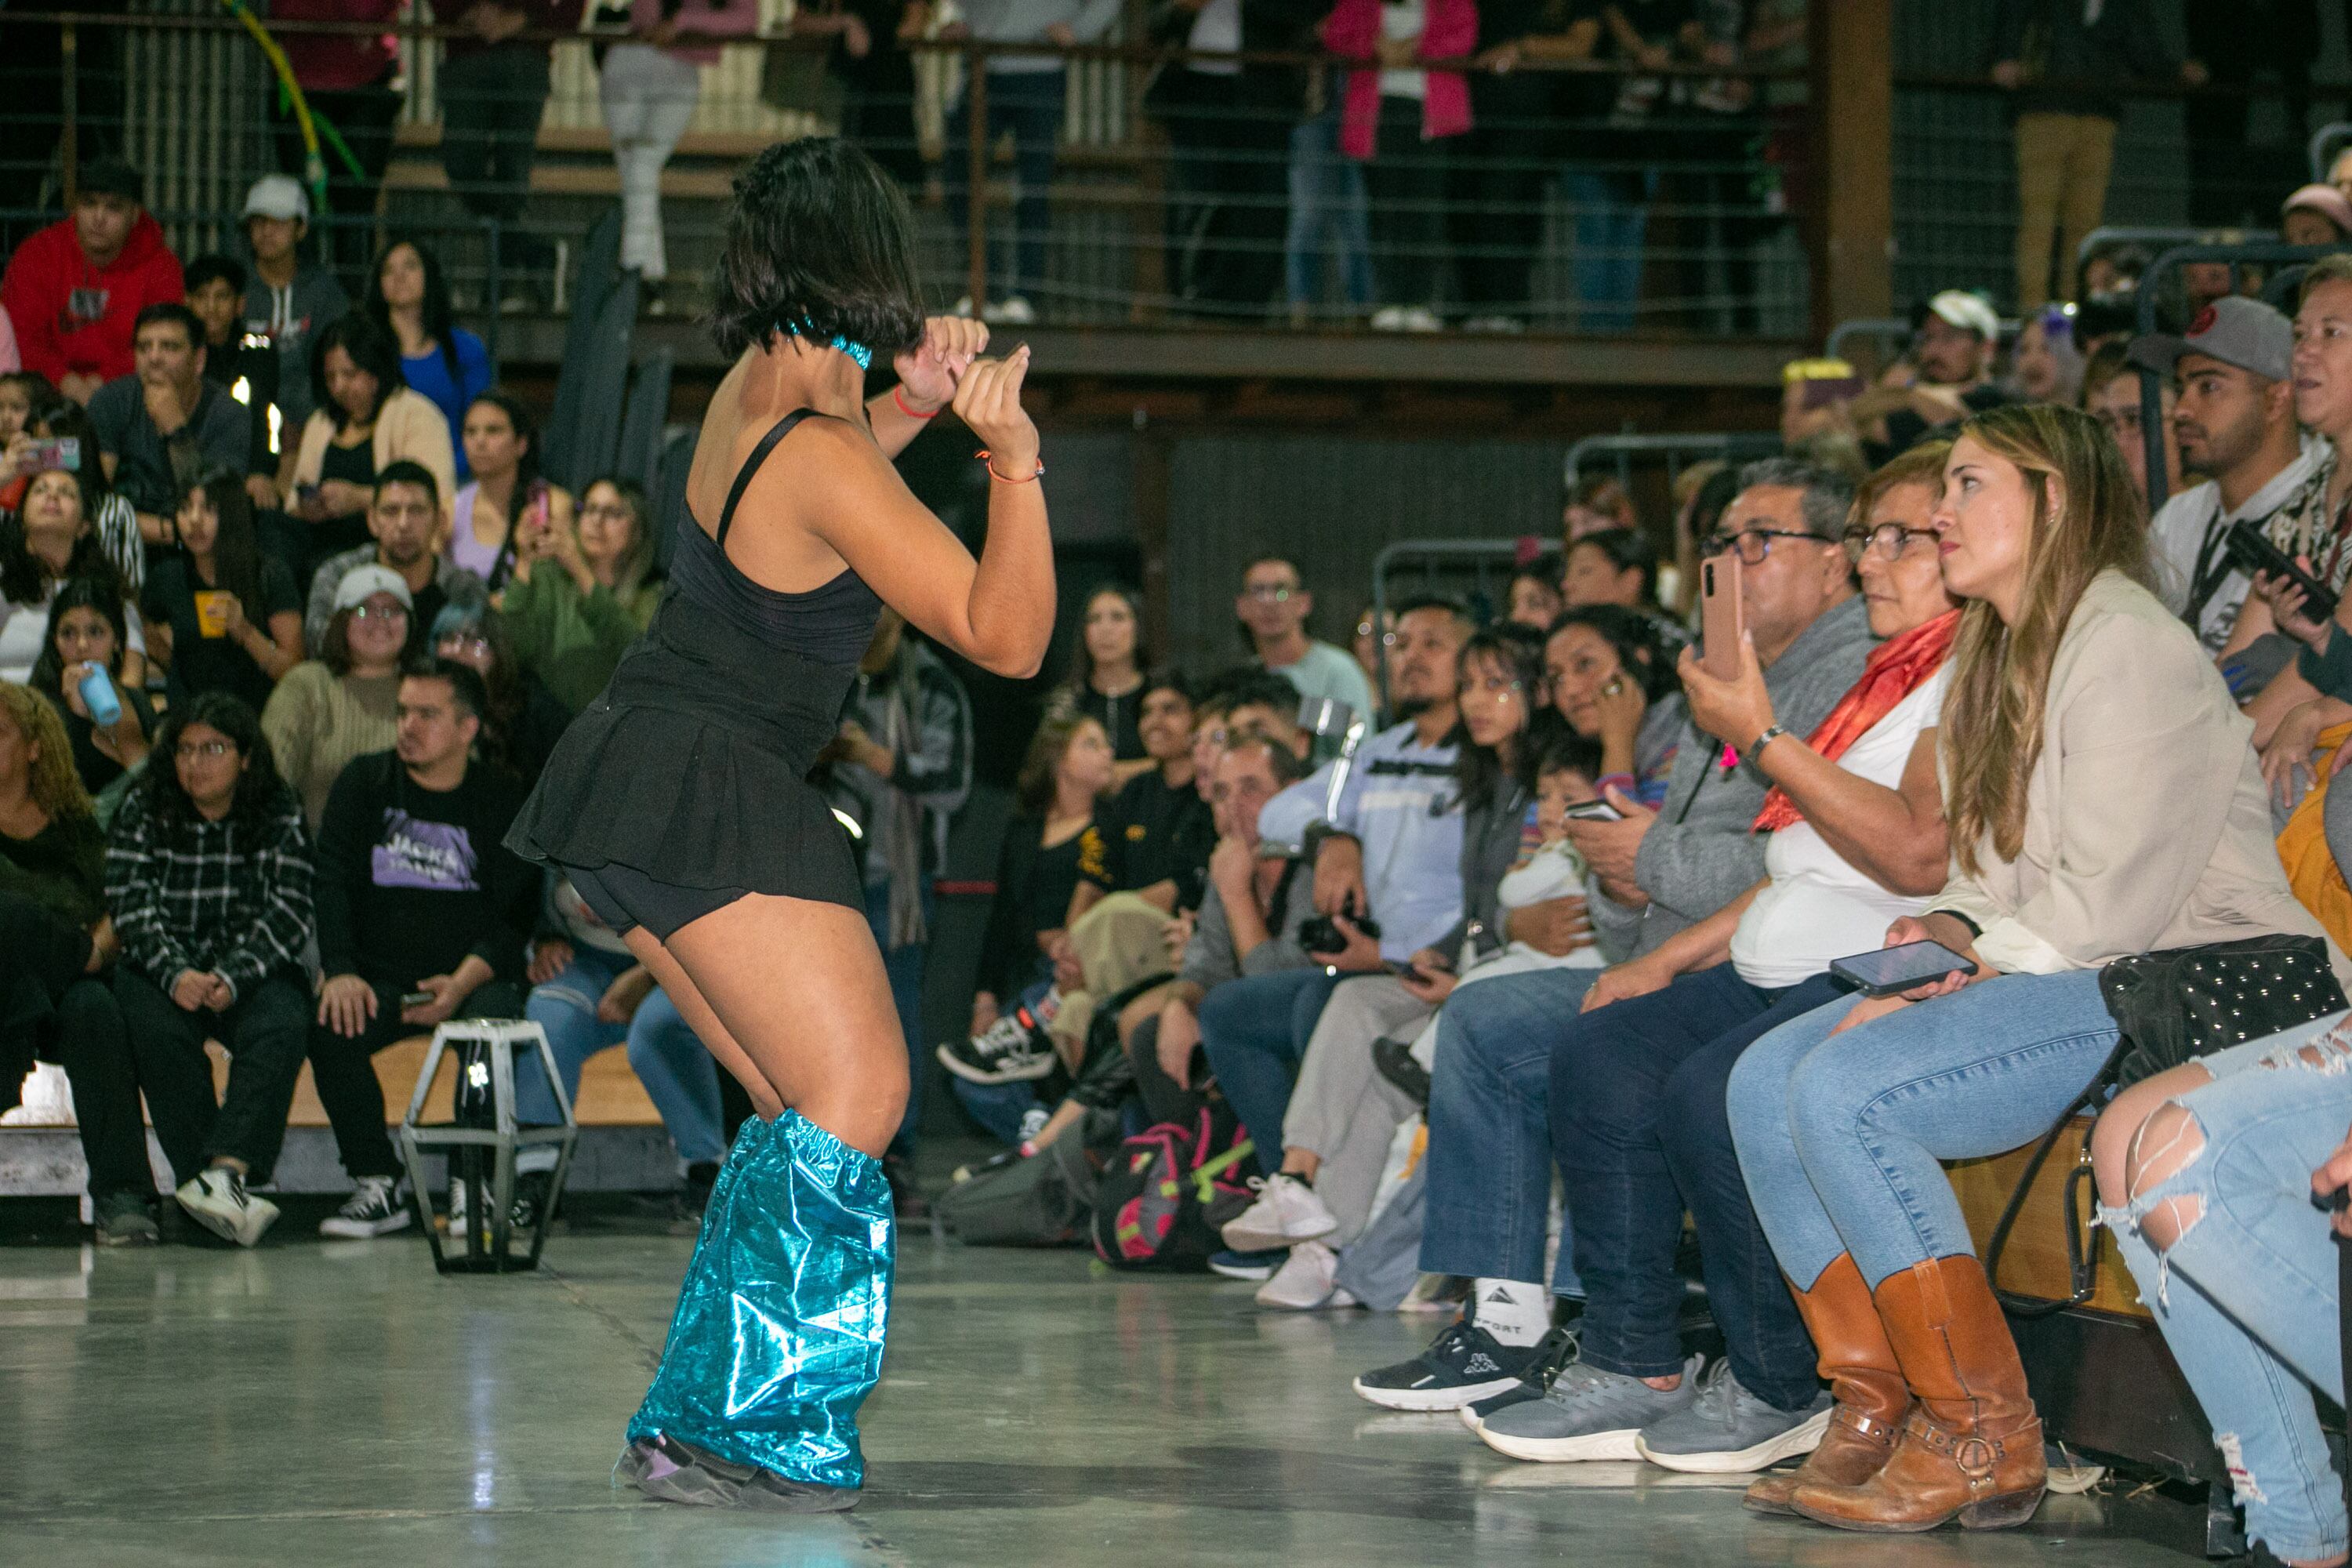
986,295,1036,325
447,1177,470,1240
1221,1173,1338,1253
1369,305,1411,332
1256,1239,1358,1310
1461,313,1526,334
953,295,975,317
319,1175,411,1239
175,1167,278,1248
1399,306,1444,333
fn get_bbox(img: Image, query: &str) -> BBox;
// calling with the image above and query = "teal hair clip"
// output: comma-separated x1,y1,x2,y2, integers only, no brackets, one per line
785,317,873,371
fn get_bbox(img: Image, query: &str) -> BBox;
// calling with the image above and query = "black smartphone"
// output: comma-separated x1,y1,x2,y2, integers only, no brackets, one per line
1828,939,1980,999
1563,799,1624,822
2225,520,2339,622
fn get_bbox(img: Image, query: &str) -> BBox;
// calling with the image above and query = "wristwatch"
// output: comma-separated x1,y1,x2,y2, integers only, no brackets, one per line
1747,724,1788,760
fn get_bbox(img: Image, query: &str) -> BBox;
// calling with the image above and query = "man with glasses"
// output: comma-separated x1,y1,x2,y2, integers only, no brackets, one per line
1236,554,1376,731
302,462,488,659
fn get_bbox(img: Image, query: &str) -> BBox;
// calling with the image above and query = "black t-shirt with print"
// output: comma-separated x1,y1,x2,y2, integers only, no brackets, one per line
1076,766,1216,912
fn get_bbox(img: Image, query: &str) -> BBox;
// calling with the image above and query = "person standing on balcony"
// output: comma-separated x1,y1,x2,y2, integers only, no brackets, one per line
1,160,184,405
1991,0,2205,311
600,0,761,317
265,0,405,289
438,0,586,310
938,0,1124,323
1325,0,1476,333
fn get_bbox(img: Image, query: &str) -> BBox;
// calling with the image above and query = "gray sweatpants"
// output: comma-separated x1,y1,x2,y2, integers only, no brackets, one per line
1282,973,1428,1247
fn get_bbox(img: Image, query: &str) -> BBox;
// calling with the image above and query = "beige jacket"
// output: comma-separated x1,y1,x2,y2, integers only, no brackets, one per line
1937,571,2349,985
285,387,457,524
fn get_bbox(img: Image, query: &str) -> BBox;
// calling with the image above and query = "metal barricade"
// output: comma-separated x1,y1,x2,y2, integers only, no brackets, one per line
1368,539,1530,716
1563,431,1780,501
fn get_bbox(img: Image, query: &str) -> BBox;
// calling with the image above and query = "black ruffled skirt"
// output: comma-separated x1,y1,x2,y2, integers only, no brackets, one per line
505,596,863,910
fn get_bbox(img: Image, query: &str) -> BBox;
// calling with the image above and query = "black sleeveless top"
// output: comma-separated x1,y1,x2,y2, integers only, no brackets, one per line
503,409,886,906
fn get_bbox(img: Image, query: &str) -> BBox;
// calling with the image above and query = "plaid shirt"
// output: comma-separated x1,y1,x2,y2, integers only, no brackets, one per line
104,786,315,999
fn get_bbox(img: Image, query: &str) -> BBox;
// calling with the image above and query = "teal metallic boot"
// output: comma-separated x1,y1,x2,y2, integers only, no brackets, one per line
619,1109,895,1508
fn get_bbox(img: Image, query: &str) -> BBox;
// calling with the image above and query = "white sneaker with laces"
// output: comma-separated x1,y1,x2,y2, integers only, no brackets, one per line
1221,1173,1338,1253
319,1175,411,1239
176,1167,279,1248
1256,1239,1359,1310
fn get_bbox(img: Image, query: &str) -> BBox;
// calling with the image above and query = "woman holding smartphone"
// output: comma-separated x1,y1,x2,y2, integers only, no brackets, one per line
1723,405,2335,1534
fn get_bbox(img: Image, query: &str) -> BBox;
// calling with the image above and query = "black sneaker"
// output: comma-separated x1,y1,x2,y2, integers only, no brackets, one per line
1458,1325,1581,1432
510,1170,554,1233
1353,1318,1546,1411
1372,1035,1432,1108
94,1190,159,1247
319,1174,412,1239
935,1007,1058,1084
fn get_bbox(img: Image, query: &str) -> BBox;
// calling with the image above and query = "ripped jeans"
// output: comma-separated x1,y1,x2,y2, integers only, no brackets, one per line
2100,1013,2352,1565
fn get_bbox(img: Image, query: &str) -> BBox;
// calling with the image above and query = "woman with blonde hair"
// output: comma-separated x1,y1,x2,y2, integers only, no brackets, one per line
1723,403,2336,1533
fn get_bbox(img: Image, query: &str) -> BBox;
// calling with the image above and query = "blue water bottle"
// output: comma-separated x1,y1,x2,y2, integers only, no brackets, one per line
78,666,120,728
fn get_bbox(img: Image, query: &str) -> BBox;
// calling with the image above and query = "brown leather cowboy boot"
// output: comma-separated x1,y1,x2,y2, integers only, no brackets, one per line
1744,1254,1910,1515
1789,1254,2045,1533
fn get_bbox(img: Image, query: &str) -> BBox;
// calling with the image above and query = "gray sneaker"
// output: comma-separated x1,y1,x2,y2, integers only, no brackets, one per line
1635,1363,1832,1474
1477,1352,1704,1462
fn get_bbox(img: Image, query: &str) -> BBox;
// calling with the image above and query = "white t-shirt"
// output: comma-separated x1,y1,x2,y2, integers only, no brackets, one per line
1378,0,1426,100
2147,445,2319,655
1186,0,1240,75
1728,666,1951,989
0,585,147,685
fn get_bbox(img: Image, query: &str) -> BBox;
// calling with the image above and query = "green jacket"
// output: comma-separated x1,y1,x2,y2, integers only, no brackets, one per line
500,565,659,713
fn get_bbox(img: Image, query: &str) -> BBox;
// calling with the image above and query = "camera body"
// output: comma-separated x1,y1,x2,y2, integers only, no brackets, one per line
1299,908,1381,954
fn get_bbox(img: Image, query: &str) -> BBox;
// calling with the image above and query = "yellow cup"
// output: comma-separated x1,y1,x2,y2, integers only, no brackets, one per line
194,590,230,638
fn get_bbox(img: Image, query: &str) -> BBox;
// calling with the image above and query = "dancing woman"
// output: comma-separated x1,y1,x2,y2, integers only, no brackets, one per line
506,138,1054,1511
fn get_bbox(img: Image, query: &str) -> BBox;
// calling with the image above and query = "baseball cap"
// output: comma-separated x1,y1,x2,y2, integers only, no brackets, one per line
1914,289,2001,341
241,173,310,223
2128,296,2293,383
332,563,413,613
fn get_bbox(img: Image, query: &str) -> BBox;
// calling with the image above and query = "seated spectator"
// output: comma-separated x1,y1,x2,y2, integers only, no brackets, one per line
1545,605,1681,809
31,575,154,797
2006,307,2082,405
1795,292,2007,463
310,661,535,1239
452,391,573,591
238,173,347,436
1566,474,1640,542
427,603,571,788
2281,182,2352,249
1666,463,1743,622
0,368,53,461
1468,442,1958,1471
108,691,314,1248
262,562,407,828
141,471,304,712
818,606,971,1185
0,685,151,1244
8,401,144,592
949,713,1115,1141
499,474,661,713
1725,404,2330,1534
1061,583,1152,775
83,303,256,554
0,466,146,684
1238,555,1377,728
1351,602,1393,713
1355,459,1872,1414
1559,528,1662,614
366,240,491,477
1506,558,1564,631
303,463,487,659
181,256,283,510
285,314,457,575
0,158,183,404
2081,337,2181,504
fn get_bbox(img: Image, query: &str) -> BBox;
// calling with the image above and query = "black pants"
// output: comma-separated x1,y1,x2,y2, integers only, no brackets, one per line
1158,74,1290,316
118,967,310,1187
1366,96,1450,308
272,81,405,289
438,46,557,271
1454,74,1555,314
1123,1012,1208,1127
43,977,151,1203
308,978,527,1180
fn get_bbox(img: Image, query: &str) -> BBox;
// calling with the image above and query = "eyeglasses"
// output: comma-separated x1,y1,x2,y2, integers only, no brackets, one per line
579,503,633,521
1700,528,1828,564
175,739,234,760
1245,584,1297,603
438,636,492,661
1841,524,1939,564
348,603,408,622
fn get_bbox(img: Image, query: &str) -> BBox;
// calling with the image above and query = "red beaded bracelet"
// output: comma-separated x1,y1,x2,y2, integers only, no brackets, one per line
892,385,944,419
975,448,1044,484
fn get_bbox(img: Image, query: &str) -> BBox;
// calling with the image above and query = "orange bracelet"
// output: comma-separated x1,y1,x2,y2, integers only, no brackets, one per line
975,448,1044,484
892,385,944,419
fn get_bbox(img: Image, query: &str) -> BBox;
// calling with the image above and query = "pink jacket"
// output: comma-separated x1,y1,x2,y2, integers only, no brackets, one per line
1323,0,1476,160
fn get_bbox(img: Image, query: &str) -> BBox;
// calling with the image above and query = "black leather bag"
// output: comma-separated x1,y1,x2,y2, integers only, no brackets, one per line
1985,935,2346,1318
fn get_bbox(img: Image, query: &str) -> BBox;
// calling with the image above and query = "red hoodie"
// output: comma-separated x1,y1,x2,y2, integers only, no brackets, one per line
2,211,184,387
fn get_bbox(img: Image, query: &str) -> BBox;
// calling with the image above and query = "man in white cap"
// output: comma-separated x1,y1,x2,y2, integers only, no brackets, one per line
1791,290,2010,459
2131,296,2314,662
239,173,348,437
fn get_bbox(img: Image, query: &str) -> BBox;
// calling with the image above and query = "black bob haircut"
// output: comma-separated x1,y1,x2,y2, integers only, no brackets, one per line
708,137,926,361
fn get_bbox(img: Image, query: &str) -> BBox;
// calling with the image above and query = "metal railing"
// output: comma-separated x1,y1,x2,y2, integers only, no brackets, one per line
1564,431,1780,497
1368,538,1529,713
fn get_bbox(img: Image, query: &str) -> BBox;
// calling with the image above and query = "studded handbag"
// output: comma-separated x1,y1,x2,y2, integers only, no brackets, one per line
1986,935,2346,1318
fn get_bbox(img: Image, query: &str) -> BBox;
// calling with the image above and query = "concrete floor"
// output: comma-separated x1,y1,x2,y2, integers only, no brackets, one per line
2,1213,2216,1566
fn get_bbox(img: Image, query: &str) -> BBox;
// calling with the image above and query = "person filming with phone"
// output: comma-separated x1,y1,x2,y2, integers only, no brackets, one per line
305,659,539,1240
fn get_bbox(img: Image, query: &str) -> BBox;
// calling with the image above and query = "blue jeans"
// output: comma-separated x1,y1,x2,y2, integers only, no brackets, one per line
1284,107,1373,310
1565,169,1654,334
1554,965,1843,1405
1726,969,2119,1292
512,946,726,1167
864,882,933,1162
1417,966,1599,1294
1198,967,1344,1176
2101,1018,2352,1564
942,67,1064,300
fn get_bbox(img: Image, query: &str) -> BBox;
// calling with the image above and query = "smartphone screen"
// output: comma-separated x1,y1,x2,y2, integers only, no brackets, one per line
1701,553,1744,681
1563,799,1623,822
1828,940,1978,999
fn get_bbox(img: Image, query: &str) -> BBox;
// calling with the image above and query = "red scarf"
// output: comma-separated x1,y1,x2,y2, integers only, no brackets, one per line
1752,608,1960,833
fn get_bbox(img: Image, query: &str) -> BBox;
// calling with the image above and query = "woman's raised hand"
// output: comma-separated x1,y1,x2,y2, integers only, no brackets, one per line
954,345,1037,473
893,315,991,411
